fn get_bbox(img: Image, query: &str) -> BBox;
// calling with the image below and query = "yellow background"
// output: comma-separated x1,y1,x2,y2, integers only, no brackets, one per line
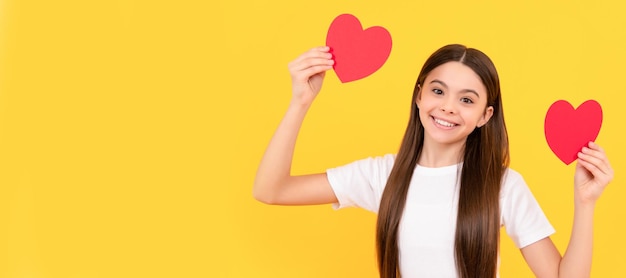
1,0,624,277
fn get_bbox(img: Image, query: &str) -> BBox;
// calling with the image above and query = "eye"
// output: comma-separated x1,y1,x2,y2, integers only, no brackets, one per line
461,97,474,104
432,88,443,95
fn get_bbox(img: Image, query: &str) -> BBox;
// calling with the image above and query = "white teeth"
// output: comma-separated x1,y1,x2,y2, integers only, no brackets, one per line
434,118,455,127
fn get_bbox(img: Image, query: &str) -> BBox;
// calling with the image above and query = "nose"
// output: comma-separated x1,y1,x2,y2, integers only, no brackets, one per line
439,96,456,114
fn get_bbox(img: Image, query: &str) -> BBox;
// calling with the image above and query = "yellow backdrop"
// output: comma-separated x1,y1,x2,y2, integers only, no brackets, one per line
1,0,624,277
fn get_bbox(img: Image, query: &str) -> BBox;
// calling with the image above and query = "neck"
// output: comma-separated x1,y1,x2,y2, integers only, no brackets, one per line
418,139,465,168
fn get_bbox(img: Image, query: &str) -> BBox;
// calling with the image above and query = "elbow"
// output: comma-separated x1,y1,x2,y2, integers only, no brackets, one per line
252,182,279,205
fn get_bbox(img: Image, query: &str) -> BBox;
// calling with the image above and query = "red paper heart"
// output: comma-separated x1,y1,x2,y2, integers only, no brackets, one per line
326,14,392,83
544,100,603,165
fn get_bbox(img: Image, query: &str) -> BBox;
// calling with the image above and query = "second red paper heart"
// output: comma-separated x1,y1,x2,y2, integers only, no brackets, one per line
326,14,392,83
544,100,603,165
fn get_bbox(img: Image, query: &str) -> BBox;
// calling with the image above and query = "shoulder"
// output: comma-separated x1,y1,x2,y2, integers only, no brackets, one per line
326,153,397,185
500,167,546,209
363,153,396,165
500,167,531,199
370,153,396,169
499,167,555,246
503,167,524,183
365,153,396,175
329,153,396,172
325,154,396,212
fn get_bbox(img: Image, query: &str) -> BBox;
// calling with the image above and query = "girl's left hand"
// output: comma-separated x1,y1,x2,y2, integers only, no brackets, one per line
574,141,614,204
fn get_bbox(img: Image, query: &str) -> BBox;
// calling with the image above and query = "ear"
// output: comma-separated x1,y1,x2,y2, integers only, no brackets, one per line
415,84,422,107
477,106,494,128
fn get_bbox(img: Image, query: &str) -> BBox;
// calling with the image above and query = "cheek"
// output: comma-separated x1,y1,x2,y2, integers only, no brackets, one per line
417,108,432,123
417,97,436,111
465,111,485,125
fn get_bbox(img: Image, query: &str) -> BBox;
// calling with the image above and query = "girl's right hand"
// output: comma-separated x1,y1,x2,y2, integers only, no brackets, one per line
287,46,334,106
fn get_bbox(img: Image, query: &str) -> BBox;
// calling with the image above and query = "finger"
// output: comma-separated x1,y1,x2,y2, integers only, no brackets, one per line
291,60,333,82
587,141,604,152
578,150,613,180
580,144,611,171
298,65,333,80
581,143,608,160
316,45,331,53
576,158,606,182
578,150,606,173
583,141,615,182
290,56,334,72
577,159,612,186
289,46,332,67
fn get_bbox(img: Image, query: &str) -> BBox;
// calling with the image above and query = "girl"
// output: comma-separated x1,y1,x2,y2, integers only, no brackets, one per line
253,44,613,278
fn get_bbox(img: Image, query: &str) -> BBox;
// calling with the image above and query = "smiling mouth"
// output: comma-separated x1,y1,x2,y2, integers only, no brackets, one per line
432,117,457,127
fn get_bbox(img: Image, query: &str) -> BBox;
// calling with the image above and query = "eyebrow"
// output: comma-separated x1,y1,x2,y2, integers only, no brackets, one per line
430,79,480,98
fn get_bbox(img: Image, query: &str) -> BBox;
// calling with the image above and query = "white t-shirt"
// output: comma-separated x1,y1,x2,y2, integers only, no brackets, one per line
326,154,555,277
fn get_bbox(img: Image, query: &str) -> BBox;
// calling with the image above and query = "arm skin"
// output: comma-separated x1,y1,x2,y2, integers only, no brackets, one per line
521,141,614,278
253,46,338,206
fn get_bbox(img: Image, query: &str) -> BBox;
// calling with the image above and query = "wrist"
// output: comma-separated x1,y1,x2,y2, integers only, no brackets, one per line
574,193,597,211
289,97,313,110
285,99,313,120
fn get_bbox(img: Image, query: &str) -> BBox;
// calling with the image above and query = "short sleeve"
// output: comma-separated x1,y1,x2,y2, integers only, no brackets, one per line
501,169,556,248
326,154,395,213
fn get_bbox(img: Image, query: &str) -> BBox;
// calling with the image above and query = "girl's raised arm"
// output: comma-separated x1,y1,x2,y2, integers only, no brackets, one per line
253,46,338,205
521,141,614,278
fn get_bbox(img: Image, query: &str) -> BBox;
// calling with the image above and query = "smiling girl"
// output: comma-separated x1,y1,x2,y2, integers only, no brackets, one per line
253,44,614,278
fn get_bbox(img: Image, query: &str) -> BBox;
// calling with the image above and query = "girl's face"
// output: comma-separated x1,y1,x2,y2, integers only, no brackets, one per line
416,61,494,147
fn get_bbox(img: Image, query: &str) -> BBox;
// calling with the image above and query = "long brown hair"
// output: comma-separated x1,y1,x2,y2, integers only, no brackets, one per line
376,44,509,278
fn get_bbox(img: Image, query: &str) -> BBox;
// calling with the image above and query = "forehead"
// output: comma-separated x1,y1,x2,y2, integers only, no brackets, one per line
424,62,486,94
